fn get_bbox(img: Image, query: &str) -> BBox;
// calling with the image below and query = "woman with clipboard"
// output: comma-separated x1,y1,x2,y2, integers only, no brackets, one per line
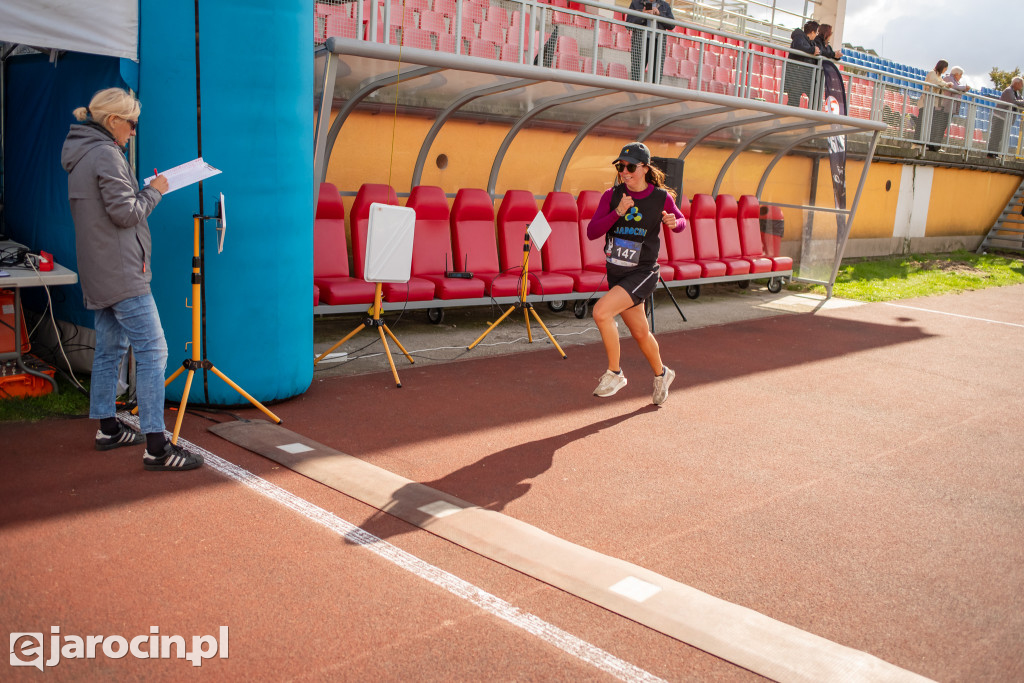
62,88,203,472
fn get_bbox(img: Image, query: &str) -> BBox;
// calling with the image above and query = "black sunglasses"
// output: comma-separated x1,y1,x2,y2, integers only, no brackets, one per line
613,162,639,173
122,117,138,132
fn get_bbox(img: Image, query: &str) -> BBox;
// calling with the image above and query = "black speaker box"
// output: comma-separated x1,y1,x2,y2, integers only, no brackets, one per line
650,156,684,199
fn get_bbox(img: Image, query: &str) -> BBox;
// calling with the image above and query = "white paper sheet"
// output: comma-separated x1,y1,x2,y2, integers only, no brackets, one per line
143,157,222,194
527,212,552,249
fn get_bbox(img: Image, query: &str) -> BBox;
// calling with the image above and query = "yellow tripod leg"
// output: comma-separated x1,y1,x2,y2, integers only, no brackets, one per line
467,304,517,350
528,307,567,358
208,365,282,423
377,326,402,387
171,369,195,445
314,322,367,366
524,306,533,342
165,365,185,386
381,324,414,364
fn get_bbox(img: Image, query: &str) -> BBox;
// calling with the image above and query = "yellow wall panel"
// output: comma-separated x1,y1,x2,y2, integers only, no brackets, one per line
926,168,1021,237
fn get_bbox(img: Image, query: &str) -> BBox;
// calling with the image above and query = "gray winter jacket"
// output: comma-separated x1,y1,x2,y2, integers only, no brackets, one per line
61,122,163,310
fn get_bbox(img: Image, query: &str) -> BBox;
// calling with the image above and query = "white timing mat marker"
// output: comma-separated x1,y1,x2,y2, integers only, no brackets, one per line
209,419,935,683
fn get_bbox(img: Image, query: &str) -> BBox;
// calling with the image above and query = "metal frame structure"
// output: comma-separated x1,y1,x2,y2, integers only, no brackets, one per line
315,38,887,292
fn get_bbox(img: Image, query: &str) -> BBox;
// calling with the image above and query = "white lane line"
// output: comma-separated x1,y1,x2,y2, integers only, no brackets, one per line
122,416,665,683
884,302,1024,328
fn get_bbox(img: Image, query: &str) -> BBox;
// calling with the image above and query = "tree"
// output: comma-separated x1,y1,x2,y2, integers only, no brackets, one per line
989,67,1021,91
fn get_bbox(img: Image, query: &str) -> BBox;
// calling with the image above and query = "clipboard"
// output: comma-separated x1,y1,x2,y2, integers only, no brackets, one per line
143,157,221,194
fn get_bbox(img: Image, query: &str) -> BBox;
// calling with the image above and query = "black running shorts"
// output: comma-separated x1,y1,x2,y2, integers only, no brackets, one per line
607,266,659,307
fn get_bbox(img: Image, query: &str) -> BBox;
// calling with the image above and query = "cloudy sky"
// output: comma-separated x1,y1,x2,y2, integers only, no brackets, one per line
841,0,1020,90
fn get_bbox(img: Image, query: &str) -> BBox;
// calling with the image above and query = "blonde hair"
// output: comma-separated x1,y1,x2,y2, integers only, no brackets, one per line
72,88,140,127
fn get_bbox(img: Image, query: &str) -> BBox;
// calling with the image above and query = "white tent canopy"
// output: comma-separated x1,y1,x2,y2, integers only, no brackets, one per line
0,0,137,60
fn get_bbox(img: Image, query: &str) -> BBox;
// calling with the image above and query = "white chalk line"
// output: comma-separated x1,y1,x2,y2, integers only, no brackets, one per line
122,414,665,683
883,302,1024,328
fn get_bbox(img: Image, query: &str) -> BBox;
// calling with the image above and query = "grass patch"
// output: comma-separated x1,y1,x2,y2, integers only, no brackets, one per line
789,250,1024,301
0,374,90,423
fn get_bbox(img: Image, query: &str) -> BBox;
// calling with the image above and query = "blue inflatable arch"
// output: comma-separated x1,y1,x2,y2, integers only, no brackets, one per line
139,0,312,403
2,0,312,405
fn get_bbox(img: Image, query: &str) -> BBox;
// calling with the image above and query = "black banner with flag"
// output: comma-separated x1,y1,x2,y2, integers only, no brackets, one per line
821,61,848,240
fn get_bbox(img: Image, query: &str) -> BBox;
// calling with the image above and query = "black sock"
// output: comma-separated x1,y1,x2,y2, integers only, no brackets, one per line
99,417,120,436
658,369,666,377
146,433,167,455
611,369,621,375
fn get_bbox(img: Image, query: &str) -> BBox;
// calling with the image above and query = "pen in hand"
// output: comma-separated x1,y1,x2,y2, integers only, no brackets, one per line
150,168,169,194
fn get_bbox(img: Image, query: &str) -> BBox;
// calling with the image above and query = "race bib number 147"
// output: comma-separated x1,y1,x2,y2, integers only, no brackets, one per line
607,236,642,267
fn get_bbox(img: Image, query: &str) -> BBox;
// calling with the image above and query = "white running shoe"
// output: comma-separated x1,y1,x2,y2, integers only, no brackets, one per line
593,370,627,397
652,366,676,405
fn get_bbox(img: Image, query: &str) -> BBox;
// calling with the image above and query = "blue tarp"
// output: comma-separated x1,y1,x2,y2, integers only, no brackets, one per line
4,51,125,328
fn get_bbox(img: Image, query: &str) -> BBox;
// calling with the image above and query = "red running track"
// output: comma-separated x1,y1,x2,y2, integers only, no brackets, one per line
3,287,1024,681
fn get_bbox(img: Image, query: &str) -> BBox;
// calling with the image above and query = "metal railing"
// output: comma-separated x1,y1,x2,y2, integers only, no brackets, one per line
313,0,1021,159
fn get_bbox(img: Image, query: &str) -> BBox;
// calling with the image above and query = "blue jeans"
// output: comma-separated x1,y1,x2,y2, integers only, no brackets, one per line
90,294,169,435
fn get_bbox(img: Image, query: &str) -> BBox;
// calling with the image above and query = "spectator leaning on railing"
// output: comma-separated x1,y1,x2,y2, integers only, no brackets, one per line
922,60,957,152
988,77,1024,158
784,20,819,107
625,0,675,84
940,66,971,142
813,23,841,62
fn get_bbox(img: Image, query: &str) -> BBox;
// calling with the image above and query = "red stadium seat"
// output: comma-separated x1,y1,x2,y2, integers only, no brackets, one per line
661,195,701,280
395,26,433,50
450,189,523,297
478,20,503,44
322,6,360,40
676,59,697,88
405,185,485,299
736,195,777,272
350,182,396,280
607,62,629,79
497,190,574,296
484,5,509,25
576,190,608,274
747,199,793,271
541,192,607,292
688,194,728,277
434,0,457,17
556,35,579,55
556,53,582,72
713,195,753,275
417,10,446,37
313,183,376,305
350,183,433,302
500,42,522,63
468,38,498,59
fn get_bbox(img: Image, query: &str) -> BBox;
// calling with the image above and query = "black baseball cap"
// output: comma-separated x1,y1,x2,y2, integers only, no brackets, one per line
616,142,651,166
